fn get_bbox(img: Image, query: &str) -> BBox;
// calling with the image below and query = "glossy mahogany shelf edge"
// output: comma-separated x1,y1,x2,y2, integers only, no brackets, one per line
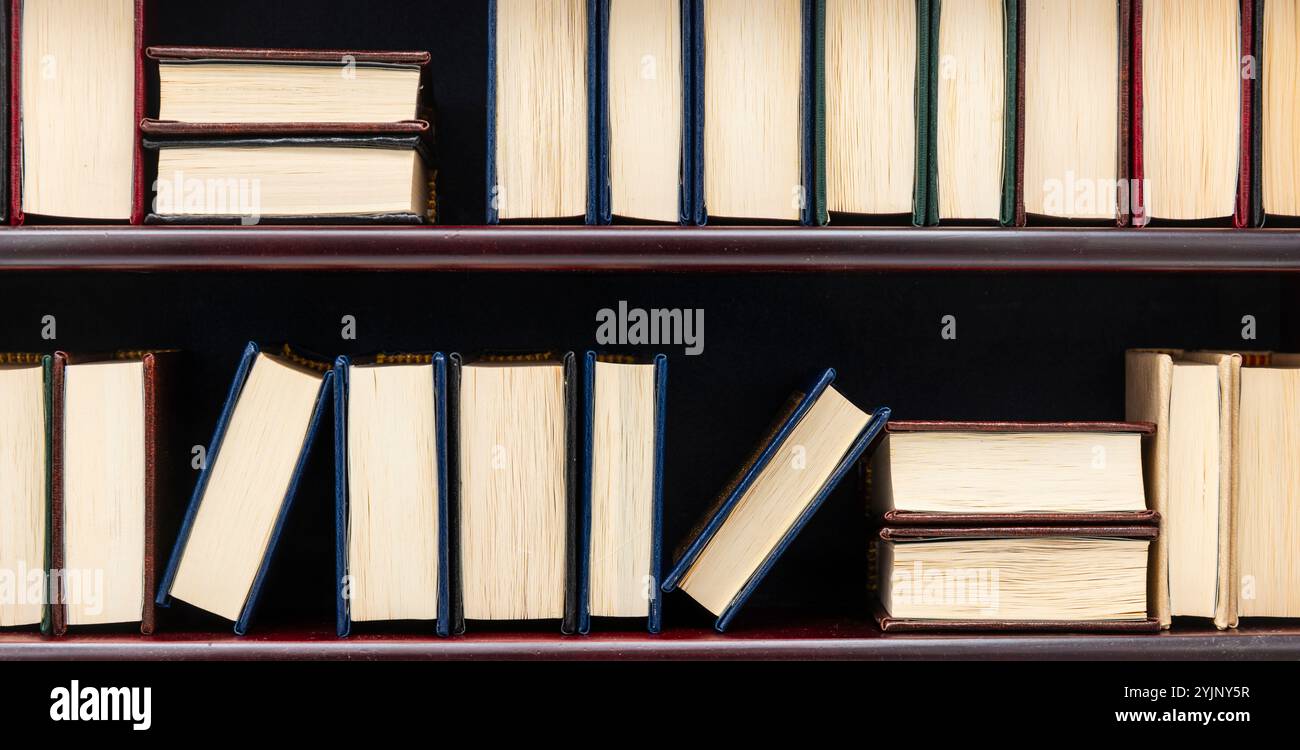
2,226,1300,272
2,621,1299,660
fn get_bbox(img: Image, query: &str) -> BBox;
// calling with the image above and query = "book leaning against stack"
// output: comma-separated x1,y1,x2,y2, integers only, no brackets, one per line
141,47,437,224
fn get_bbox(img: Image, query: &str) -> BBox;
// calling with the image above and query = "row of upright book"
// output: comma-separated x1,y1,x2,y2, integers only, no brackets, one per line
0,345,890,636
5,0,1298,226
498,0,1297,226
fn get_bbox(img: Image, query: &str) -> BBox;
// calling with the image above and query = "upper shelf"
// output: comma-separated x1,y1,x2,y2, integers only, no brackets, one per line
2,226,1300,272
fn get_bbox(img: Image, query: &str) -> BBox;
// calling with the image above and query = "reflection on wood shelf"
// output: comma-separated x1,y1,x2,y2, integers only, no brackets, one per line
1,227,1300,272
3,619,1300,660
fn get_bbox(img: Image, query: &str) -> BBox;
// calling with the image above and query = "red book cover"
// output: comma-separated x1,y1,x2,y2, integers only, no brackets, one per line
1131,0,1252,227
9,0,146,225
48,350,175,635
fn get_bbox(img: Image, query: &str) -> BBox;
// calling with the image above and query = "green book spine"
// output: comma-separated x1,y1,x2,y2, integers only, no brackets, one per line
925,0,1017,226
924,0,940,225
39,355,52,636
999,0,1019,227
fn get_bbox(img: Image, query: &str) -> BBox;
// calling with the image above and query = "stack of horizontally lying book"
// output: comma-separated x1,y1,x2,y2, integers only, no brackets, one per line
1128,349,1300,628
869,420,1160,632
141,47,436,224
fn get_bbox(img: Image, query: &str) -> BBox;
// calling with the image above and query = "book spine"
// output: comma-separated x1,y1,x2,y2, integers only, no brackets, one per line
923,0,939,225
1117,0,1132,226
1130,0,1146,225
1012,0,1026,227
690,0,705,224
1251,0,1262,226
586,0,600,225
333,356,350,638
485,0,499,224
648,354,668,634
999,0,1019,227
446,354,466,634
9,0,22,225
1234,0,1253,228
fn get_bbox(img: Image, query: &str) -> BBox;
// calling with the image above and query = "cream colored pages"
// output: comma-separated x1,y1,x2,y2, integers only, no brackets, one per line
1140,0,1240,220
1182,351,1240,627
589,361,656,618
63,361,145,626
1263,0,1300,216
495,0,589,220
826,0,917,215
158,62,421,124
679,387,870,616
21,0,136,219
886,432,1146,513
1124,349,1173,627
169,355,324,621
459,364,567,620
347,364,439,622
608,0,683,222
936,0,1005,220
1237,366,1300,618
0,365,47,627
1165,363,1219,618
155,147,426,217
703,0,803,220
883,537,1149,620
1022,0,1118,219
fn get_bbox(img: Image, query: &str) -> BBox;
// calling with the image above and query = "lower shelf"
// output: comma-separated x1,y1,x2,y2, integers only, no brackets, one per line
3,619,1298,660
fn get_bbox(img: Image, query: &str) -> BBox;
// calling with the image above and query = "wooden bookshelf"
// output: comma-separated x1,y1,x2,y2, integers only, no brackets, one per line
1,227,1300,272
2,227,1298,661
3,620,1299,661
6,0,1300,667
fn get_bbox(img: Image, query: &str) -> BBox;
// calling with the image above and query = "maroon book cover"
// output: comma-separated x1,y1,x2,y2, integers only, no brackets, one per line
873,525,1160,633
48,350,175,635
1130,0,1253,227
9,0,147,224
140,46,433,137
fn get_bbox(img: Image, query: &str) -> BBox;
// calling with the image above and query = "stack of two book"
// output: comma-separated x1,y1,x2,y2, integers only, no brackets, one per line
869,420,1161,632
142,46,437,224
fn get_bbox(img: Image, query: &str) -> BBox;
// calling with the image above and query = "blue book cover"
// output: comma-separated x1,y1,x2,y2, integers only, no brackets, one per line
689,0,818,225
155,342,332,635
662,369,889,631
578,352,668,634
486,0,600,223
334,354,452,638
